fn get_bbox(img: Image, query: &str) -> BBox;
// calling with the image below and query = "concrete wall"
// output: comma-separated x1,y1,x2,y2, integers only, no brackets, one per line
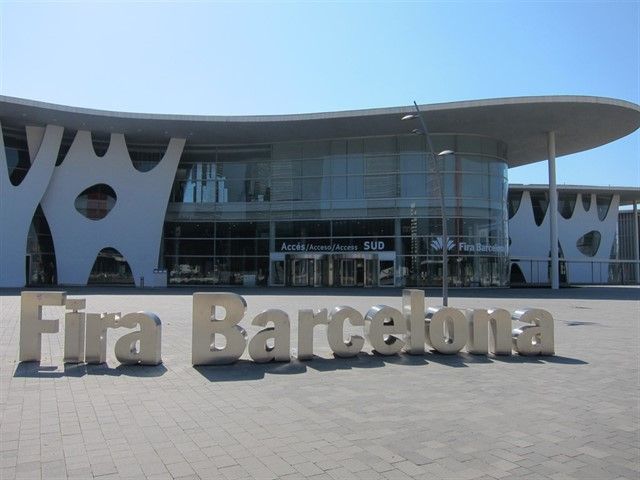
0,122,184,288
509,190,619,284
0,122,63,287
39,131,185,287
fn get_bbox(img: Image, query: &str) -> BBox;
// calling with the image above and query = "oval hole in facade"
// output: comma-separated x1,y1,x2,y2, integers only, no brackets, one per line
576,230,601,257
88,247,134,285
74,184,117,220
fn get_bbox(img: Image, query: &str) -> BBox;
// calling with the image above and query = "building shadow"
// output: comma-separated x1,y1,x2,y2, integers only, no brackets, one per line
13,361,167,378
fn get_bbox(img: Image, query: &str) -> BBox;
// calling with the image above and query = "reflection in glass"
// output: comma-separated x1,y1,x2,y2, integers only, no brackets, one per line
508,191,523,219
165,133,510,286
576,230,601,256
75,184,117,220
558,193,577,219
530,192,548,226
596,195,612,221
88,248,134,285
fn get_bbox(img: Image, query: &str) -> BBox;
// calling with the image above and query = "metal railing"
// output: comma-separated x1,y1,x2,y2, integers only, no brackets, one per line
511,258,640,285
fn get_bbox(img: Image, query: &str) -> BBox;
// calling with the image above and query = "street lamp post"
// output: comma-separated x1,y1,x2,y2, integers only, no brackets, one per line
402,101,452,306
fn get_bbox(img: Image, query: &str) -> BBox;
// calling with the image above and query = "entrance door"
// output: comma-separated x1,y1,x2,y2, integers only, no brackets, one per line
290,257,323,287
355,259,365,286
379,259,395,286
340,259,356,286
292,259,311,286
338,256,378,287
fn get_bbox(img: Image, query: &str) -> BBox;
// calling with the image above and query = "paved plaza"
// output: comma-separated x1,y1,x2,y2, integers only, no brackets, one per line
0,286,638,480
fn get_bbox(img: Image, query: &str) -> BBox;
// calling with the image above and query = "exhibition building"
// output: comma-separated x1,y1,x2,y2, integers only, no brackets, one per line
1,95,638,289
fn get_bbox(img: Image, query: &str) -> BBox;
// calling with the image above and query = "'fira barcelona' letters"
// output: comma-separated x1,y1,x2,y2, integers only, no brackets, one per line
19,289,555,368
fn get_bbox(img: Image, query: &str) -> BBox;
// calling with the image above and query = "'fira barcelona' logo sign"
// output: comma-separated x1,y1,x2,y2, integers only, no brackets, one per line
18,290,554,368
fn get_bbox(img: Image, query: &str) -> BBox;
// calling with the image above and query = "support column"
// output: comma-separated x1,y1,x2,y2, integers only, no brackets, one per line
268,221,276,286
548,131,559,290
634,201,639,284
395,217,403,287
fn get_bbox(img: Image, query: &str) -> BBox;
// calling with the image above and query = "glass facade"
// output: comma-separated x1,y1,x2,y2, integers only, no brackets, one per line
163,133,509,287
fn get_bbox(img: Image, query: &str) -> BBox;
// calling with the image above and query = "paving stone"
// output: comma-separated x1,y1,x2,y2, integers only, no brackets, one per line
1,287,638,480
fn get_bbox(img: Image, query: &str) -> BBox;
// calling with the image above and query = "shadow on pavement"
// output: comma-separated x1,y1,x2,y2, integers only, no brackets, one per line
192,351,588,382
13,361,168,378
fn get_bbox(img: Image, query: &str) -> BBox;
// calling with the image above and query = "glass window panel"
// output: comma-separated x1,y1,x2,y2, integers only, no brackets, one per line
576,230,601,256
347,156,364,174
459,155,489,174
303,140,331,159
481,138,498,156
530,192,549,226
330,140,347,155
347,138,364,155
400,174,427,197
400,153,425,173
276,221,330,237
365,174,396,198
272,142,302,160
508,191,523,219
164,239,213,256
398,134,424,152
596,194,612,221
301,159,324,176
333,219,394,236
301,177,323,200
215,239,268,256
331,176,347,200
430,135,456,154
216,221,269,238
558,193,577,219
365,155,396,174
364,136,395,154
331,156,347,175
462,173,488,197
165,222,215,238
456,135,483,154
347,174,364,199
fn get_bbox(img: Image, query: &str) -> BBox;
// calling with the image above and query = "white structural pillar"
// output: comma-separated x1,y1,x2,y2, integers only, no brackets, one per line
548,131,559,290
634,201,640,284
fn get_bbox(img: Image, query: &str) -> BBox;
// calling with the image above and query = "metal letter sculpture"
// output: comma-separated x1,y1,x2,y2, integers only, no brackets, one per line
114,312,162,365
402,289,426,354
19,291,66,362
192,292,248,365
63,298,86,363
426,307,468,354
512,308,555,355
248,309,291,363
297,309,328,360
327,306,365,358
365,305,406,355
85,313,120,364
465,308,512,355
18,290,556,369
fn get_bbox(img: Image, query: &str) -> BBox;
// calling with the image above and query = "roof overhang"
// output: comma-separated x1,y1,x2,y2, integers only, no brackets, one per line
0,95,638,168
509,184,640,206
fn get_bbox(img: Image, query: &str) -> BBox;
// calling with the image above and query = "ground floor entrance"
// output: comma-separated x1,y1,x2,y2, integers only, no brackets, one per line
270,252,396,287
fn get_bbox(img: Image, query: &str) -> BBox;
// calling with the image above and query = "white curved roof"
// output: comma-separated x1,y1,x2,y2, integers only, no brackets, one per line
0,95,638,168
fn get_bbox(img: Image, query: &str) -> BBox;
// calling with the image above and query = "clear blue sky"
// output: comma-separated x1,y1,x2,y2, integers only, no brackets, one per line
1,1,638,186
